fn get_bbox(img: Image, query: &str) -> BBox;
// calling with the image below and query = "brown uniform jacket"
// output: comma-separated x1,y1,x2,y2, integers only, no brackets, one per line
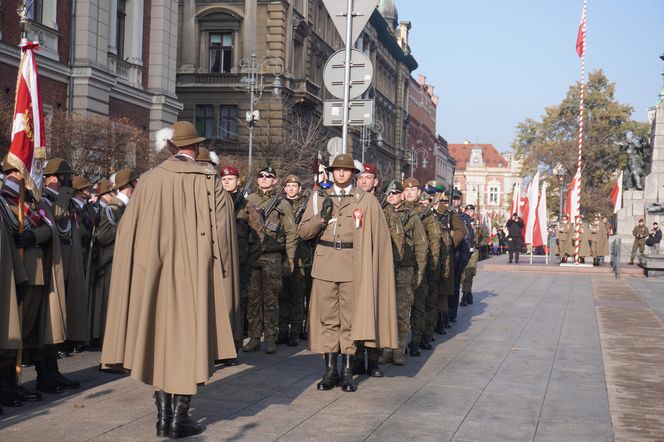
298,186,398,350
101,156,239,394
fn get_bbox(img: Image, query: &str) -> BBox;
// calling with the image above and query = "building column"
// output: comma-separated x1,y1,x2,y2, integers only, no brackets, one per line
180,0,196,72
124,0,143,65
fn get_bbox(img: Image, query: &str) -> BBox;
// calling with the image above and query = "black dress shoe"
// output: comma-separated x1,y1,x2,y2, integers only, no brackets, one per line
0,388,23,407
13,386,42,402
35,378,63,394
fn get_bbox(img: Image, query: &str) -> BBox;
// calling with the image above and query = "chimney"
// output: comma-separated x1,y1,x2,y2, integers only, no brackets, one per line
398,21,411,52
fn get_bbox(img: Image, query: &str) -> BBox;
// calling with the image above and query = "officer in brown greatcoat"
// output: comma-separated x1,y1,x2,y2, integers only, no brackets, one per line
298,154,397,392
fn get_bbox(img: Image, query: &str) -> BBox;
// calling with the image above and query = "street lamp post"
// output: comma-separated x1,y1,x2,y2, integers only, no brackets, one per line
553,163,568,221
360,120,384,163
238,50,284,171
409,140,429,178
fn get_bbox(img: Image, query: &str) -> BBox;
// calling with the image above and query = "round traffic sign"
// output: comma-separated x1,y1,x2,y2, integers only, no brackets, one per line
323,49,373,100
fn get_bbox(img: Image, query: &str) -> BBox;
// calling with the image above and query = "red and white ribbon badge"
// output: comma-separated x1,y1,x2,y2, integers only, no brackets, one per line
353,208,363,229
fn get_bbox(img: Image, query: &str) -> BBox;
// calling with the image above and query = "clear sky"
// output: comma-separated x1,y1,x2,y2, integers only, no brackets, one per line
396,0,664,152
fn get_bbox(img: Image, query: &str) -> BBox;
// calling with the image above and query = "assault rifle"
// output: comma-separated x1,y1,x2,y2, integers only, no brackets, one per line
260,178,284,231
233,174,252,209
294,190,312,225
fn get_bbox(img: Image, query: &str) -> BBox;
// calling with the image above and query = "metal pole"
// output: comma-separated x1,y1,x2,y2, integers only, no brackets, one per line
248,53,256,171
340,0,353,154
559,183,564,222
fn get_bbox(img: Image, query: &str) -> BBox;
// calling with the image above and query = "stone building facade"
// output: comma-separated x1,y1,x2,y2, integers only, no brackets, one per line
435,135,455,188
0,0,181,146
175,0,417,178
406,74,437,183
450,141,521,220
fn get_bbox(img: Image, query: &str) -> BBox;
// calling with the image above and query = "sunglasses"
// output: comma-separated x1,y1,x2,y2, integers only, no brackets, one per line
258,173,276,179
388,191,401,196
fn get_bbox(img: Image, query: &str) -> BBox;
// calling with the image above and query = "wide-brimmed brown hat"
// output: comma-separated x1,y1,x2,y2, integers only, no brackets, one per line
72,175,91,191
43,158,74,176
169,121,206,148
327,154,360,173
113,168,139,190
96,178,113,195
196,147,219,166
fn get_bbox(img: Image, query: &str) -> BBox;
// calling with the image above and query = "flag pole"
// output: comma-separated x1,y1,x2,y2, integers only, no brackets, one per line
573,0,587,264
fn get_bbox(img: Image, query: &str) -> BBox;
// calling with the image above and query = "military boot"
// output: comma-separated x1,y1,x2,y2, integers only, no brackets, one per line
435,313,444,334
392,349,406,365
467,292,474,305
366,348,384,377
34,352,63,394
0,364,22,407
47,348,80,389
264,339,277,354
154,390,173,437
354,348,366,375
242,338,261,352
275,330,289,346
317,353,339,391
460,293,468,306
409,339,421,357
287,330,300,347
420,336,433,350
443,312,452,329
340,354,357,392
378,349,393,365
169,395,204,439
5,362,41,402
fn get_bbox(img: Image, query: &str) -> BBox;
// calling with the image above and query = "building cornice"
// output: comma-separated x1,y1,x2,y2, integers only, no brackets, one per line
0,41,70,84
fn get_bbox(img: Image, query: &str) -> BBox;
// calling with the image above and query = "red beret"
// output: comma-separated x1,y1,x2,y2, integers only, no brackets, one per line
220,165,240,177
362,163,377,176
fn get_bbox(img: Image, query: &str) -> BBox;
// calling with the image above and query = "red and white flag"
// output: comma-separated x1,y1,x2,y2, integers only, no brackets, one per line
7,40,46,198
510,181,521,216
532,181,548,247
566,169,581,221
524,171,540,244
575,7,586,58
610,171,623,214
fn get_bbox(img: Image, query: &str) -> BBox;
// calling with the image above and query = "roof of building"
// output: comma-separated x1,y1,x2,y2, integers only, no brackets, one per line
378,0,398,29
449,143,508,170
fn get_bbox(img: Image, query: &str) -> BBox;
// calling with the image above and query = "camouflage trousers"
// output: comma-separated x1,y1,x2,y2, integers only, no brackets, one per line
425,265,441,336
410,273,428,347
395,266,415,351
461,249,479,293
279,266,307,336
247,252,283,341
238,262,252,341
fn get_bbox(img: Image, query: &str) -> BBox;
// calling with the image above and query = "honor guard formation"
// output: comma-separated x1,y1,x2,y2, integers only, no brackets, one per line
0,121,495,439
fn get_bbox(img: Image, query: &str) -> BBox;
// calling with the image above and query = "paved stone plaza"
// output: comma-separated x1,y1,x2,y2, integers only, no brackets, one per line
1,265,663,441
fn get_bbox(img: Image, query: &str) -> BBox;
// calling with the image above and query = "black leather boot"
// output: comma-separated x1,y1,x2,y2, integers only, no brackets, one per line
340,354,357,392
169,395,204,439
354,348,366,375
317,353,339,391
409,340,421,357
420,336,433,350
5,361,41,402
468,292,474,305
34,355,63,394
47,348,80,389
0,364,22,407
154,390,173,437
366,348,384,377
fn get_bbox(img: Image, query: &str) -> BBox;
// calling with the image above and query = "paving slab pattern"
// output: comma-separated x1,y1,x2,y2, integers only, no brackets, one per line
0,271,617,441
593,276,664,441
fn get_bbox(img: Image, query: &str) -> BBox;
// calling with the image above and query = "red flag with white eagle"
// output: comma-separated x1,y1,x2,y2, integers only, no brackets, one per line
610,171,623,214
575,7,586,58
7,40,46,198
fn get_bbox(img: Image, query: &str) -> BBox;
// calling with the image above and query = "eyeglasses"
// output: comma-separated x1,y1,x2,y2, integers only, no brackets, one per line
258,173,276,179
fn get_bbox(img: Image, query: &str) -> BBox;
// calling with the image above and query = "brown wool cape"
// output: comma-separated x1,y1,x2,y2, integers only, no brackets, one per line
302,189,398,352
0,220,22,350
101,157,239,395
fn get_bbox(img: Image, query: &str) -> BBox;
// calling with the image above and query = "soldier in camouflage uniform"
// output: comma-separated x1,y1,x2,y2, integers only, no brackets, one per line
400,178,431,356
461,204,488,306
279,174,310,347
220,165,260,349
388,181,428,363
437,191,466,328
244,166,297,354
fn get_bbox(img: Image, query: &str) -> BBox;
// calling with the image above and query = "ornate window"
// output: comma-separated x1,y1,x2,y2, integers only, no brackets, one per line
219,105,238,141
489,186,499,205
195,105,215,139
209,33,233,73
28,0,43,23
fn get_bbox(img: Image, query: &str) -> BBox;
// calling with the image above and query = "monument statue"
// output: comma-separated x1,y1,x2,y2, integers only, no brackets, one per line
619,130,649,190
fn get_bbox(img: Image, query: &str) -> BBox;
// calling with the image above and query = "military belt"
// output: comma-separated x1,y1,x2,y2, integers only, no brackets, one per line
318,239,353,250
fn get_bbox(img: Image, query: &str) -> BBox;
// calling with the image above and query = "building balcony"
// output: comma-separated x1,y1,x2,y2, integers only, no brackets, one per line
177,72,243,87
108,54,143,88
